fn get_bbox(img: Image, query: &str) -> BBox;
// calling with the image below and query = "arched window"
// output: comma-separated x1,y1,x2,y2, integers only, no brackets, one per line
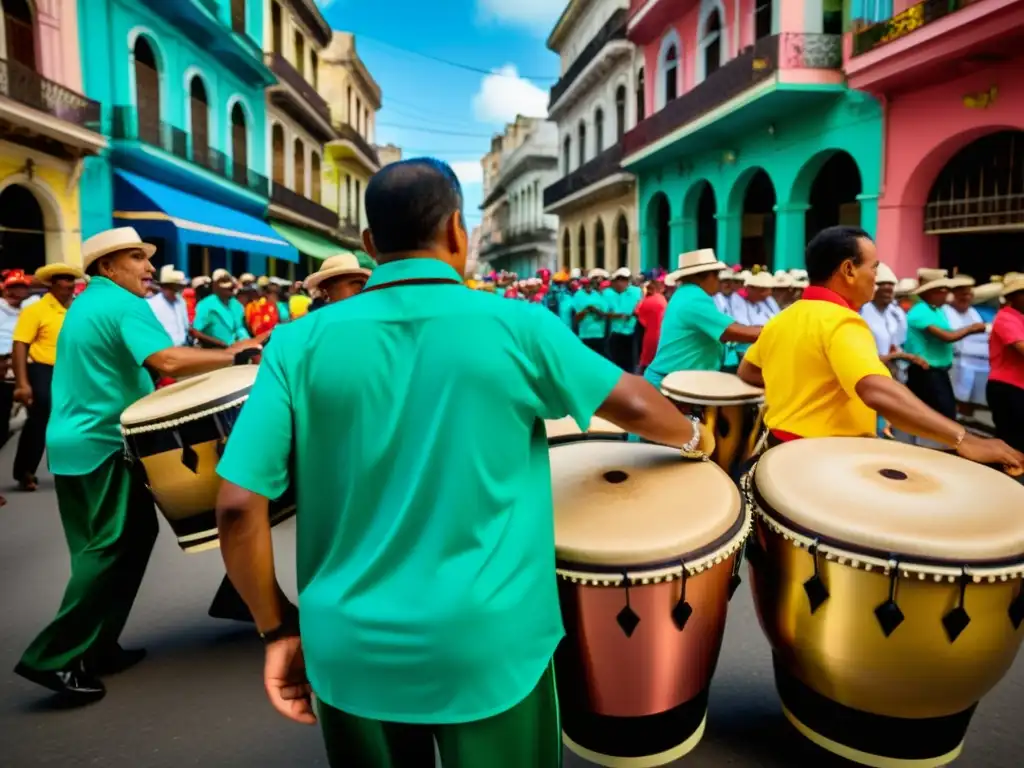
230,103,247,183
562,136,571,174
636,68,646,122
755,0,773,40
594,220,606,269
701,10,723,79
189,76,210,166
615,85,627,140
311,153,322,203
133,36,161,145
663,44,678,103
577,121,586,167
616,214,629,268
294,30,305,77
562,229,571,268
270,1,282,53
578,224,587,267
271,124,285,185
4,0,37,70
311,50,319,89
293,138,305,195
594,108,604,155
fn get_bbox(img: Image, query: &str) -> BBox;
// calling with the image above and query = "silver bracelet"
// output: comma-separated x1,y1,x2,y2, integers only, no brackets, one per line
681,415,702,454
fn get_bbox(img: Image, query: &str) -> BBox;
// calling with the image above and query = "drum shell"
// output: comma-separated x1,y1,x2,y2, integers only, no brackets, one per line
663,397,762,475
749,514,1024,720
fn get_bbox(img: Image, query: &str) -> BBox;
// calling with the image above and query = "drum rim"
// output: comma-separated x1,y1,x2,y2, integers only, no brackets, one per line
743,465,1024,580
547,432,627,445
661,389,765,407
120,388,252,435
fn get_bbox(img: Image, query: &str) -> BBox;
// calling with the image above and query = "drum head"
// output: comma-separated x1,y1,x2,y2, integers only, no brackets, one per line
661,370,764,405
545,416,624,439
551,441,742,567
121,366,259,428
754,437,1024,563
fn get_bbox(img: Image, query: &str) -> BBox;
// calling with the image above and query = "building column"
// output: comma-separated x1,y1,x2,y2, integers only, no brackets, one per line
640,227,654,271
773,203,809,271
669,217,686,269
679,215,698,254
857,192,879,238
716,213,742,266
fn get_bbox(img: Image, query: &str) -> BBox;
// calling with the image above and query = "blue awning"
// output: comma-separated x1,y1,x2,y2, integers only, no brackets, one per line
113,171,298,263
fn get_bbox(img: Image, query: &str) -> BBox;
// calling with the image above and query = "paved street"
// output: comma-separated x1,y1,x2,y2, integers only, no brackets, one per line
1,437,1021,768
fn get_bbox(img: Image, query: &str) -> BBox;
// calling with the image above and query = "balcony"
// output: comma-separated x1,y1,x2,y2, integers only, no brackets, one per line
338,217,362,244
480,226,555,258
543,144,633,213
549,9,630,117
623,34,844,167
270,182,338,230
0,58,105,153
845,0,1024,94
265,53,335,143
328,122,380,171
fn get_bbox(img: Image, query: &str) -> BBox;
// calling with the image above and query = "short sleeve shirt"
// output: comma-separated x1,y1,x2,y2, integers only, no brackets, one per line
989,306,1024,389
905,302,954,368
644,283,733,390
217,258,622,724
46,277,172,475
12,292,68,365
607,285,642,335
572,289,608,339
193,295,250,345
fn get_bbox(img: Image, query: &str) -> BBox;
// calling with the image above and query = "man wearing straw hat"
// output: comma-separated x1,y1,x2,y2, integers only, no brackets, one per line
212,158,705,767
14,227,261,704
304,253,371,311
987,277,1024,453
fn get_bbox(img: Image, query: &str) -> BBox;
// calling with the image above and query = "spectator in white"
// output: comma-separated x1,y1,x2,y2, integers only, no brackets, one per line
789,269,809,301
860,263,923,376
943,275,990,418
713,269,740,315
147,265,190,346
0,270,32,451
735,270,777,327
772,270,795,311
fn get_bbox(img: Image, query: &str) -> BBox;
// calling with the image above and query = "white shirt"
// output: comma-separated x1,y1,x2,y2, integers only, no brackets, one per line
736,298,776,327
861,301,907,356
942,305,989,359
714,293,730,315
0,298,20,355
148,293,189,347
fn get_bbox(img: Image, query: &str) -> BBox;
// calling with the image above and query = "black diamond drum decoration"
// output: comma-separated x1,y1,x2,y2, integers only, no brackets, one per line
617,605,640,638
672,599,693,631
804,574,829,614
181,444,199,474
1010,586,1024,630
942,605,971,643
874,599,905,637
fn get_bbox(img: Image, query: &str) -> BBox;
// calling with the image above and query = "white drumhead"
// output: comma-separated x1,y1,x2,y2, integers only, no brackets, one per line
754,437,1024,562
661,370,764,405
121,366,258,426
545,416,624,439
551,441,741,567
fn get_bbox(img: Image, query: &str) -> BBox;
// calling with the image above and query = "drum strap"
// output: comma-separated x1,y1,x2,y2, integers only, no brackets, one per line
357,277,463,295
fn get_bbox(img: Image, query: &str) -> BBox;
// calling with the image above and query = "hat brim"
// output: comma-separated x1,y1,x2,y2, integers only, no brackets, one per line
35,263,86,285
304,266,372,291
912,278,954,295
668,261,728,283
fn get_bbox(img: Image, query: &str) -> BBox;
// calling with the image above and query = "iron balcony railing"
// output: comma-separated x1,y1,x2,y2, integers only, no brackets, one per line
265,52,331,125
0,58,101,131
270,181,338,229
338,217,361,240
853,0,973,56
549,8,628,107
111,105,270,197
544,144,625,208
335,122,380,166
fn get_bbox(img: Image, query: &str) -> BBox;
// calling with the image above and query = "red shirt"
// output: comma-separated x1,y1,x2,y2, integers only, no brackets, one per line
636,294,667,367
989,306,1024,390
244,296,281,337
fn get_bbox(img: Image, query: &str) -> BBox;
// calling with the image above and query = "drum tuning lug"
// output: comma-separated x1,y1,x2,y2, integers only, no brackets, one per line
942,572,972,644
875,568,905,638
672,564,693,631
616,574,641,638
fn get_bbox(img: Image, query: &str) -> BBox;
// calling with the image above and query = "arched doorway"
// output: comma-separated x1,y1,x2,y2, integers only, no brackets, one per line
578,224,587,269
926,130,1024,278
4,0,37,73
134,36,161,145
231,103,248,184
695,182,717,251
648,192,671,271
595,220,606,269
0,184,46,274
189,75,210,165
616,214,629,268
805,151,862,243
739,169,776,269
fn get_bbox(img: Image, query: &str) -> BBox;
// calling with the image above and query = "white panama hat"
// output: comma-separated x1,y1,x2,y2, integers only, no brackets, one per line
875,263,898,285
158,264,187,286
913,277,955,296
612,267,631,279
672,249,726,279
304,253,371,292
81,227,156,272
773,270,794,288
745,271,776,289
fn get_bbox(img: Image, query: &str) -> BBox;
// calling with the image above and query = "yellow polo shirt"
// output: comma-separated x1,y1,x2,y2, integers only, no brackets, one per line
745,296,891,438
12,292,67,366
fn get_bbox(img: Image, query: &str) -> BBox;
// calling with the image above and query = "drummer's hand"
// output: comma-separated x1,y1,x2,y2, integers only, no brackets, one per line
908,355,929,370
957,434,1024,476
264,635,317,725
229,338,263,353
13,384,32,407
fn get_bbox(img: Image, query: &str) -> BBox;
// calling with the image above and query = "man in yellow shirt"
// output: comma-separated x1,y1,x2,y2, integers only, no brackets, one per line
12,263,83,491
738,226,1021,472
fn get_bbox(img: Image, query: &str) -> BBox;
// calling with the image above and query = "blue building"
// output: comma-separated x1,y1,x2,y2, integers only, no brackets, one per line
78,0,297,276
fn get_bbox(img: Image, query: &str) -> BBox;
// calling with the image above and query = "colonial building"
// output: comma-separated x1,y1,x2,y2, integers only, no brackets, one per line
0,0,105,271
79,0,297,276
544,0,639,274
319,32,382,252
478,116,559,276
624,0,879,272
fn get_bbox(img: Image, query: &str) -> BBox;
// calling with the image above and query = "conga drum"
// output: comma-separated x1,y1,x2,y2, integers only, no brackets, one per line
545,415,625,444
551,440,751,766
745,438,1024,767
120,366,295,553
660,370,764,476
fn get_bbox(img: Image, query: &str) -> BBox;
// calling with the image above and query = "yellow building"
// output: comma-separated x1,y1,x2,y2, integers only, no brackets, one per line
319,32,383,250
0,0,106,271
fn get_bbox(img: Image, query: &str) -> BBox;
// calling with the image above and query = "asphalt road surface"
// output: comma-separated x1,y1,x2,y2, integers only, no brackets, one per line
1,438,1021,768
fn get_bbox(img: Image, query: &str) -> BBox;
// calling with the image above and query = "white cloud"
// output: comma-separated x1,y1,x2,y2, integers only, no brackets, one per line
472,64,548,124
450,161,484,186
477,0,561,32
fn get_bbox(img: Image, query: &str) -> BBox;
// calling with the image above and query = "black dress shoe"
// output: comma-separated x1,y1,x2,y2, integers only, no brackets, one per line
14,660,105,704
93,646,147,676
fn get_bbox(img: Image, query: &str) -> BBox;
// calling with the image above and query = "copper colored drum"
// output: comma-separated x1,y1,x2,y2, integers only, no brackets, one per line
121,367,295,553
660,370,764,476
745,438,1024,768
545,415,625,444
551,440,750,767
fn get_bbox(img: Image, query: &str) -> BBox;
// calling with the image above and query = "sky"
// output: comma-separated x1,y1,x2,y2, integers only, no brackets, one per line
315,0,562,229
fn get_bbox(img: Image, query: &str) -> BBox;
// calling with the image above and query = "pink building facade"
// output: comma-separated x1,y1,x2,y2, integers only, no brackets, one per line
846,0,1024,279
0,0,84,92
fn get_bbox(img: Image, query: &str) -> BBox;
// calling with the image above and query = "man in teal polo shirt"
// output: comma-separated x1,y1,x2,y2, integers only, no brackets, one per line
192,275,251,347
605,267,643,371
15,227,259,705
573,277,608,354
214,159,704,768
645,249,763,390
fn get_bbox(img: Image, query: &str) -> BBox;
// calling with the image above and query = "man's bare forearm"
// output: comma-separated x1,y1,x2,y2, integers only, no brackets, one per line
12,342,28,387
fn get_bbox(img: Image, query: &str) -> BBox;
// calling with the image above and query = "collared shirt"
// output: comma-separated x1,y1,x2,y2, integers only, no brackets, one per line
636,293,668,368
147,293,189,346
0,298,21,355
216,257,622,724
557,290,575,328
713,293,730,315
943,305,989,359
193,295,250,345
989,306,1024,390
605,284,642,335
736,298,777,327
745,287,892,438
644,283,733,390
12,292,68,366
861,300,907,356
46,277,172,476
572,289,608,339
905,302,954,368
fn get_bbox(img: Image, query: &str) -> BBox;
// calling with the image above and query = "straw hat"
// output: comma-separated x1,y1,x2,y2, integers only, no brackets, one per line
745,271,776,289
947,274,976,289
81,227,155,272
913,277,955,295
612,267,631,280
588,268,610,280
672,249,726,280
917,268,948,283
773,270,794,288
789,268,809,281
239,272,256,284
569,267,582,279
157,264,187,286
191,276,211,289
304,253,371,291
875,263,898,285
894,278,918,297
1003,277,1024,298
972,283,1004,305
738,270,752,282
34,262,85,286
793,278,810,289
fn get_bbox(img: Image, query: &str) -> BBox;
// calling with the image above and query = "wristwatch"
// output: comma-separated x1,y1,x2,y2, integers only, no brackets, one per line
259,604,300,644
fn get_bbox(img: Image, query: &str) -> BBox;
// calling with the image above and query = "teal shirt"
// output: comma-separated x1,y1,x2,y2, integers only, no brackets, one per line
905,302,955,368
644,283,734,390
277,300,290,321
557,291,575,328
606,285,642,335
193,294,250,345
573,289,608,339
46,277,173,476
216,258,622,724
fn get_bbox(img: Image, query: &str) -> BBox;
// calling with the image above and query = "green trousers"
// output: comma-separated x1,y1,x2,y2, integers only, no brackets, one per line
20,453,158,671
319,661,562,768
